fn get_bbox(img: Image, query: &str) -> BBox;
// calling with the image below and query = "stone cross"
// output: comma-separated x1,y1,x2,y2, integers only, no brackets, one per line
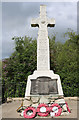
31,5,55,71
25,5,63,96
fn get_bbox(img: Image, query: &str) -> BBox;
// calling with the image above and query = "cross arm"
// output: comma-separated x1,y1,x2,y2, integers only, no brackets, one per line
47,18,55,27
31,18,39,27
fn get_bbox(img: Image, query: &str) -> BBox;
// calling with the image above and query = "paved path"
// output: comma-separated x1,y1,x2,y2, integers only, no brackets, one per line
1,99,79,119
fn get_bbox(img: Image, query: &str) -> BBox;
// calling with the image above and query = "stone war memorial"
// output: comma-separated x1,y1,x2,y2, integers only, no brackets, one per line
25,5,63,97
22,5,71,118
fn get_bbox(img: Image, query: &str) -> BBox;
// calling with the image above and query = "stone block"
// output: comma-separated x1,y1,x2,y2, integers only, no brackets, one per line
32,103,39,108
58,95,64,99
55,99,65,104
39,96,50,103
12,98,24,101
7,98,13,103
31,97,40,103
61,111,69,116
50,97,55,101
23,100,32,107
50,100,55,104
25,97,31,101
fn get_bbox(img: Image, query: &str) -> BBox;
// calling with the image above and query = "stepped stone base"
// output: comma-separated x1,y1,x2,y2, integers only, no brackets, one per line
23,96,68,113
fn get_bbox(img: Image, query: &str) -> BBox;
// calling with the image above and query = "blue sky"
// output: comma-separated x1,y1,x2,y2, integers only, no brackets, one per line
2,2,77,59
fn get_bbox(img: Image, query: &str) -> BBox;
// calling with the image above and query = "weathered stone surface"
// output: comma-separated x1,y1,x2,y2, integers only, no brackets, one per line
64,97,78,101
50,100,55,104
7,98,24,101
54,97,60,100
25,97,31,101
58,95,64,99
39,96,50,103
23,100,32,107
32,103,39,108
31,97,40,103
55,99,65,103
61,112,69,116
7,98,13,103
55,99,67,111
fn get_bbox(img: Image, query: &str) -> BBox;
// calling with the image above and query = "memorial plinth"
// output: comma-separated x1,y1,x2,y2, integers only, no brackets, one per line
25,5,63,97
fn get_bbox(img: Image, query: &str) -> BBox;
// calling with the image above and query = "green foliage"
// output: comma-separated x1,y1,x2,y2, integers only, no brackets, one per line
0,60,2,76
2,36,37,98
2,30,79,100
55,30,79,96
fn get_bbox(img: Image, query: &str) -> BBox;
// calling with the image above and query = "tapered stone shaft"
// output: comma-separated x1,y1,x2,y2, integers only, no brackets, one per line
31,5,55,71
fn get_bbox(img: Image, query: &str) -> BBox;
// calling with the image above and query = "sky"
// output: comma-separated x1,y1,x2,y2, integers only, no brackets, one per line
2,2,77,59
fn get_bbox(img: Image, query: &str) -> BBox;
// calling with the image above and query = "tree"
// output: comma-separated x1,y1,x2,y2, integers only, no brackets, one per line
2,30,79,100
55,30,79,96
2,36,37,98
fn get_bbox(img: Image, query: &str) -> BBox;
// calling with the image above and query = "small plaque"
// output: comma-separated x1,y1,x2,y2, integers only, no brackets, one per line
30,77,58,95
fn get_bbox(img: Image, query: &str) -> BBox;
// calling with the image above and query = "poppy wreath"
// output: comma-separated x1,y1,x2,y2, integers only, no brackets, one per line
37,103,50,117
50,103,62,117
65,102,71,113
23,107,36,118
